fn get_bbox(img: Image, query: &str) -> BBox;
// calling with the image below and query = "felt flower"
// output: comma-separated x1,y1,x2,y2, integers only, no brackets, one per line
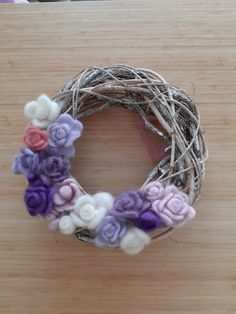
69,192,114,230
45,210,63,230
53,178,81,212
24,182,54,216
12,148,39,175
59,215,76,235
120,227,151,255
143,180,165,202
164,185,189,203
112,190,150,219
23,126,48,151
152,187,195,228
132,210,166,232
47,113,83,157
37,150,70,185
24,94,60,129
95,215,127,248
26,173,41,185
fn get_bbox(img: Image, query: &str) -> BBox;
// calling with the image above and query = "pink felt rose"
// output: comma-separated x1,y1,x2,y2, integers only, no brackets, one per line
152,188,195,228
53,178,81,212
23,127,48,151
164,185,189,203
45,211,61,230
143,180,165,202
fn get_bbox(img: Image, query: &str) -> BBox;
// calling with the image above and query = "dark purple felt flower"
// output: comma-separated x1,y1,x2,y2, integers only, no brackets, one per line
24,183,54,216
26,173,42,186
95,215,127,248
112,190,151,219
132,210,166,232
12,148,39,175
47,113,83,158
37,150,70,185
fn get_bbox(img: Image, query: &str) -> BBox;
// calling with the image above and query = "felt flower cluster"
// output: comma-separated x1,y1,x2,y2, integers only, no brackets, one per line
12,94,83,227
12,94,196,255
58,181,195,255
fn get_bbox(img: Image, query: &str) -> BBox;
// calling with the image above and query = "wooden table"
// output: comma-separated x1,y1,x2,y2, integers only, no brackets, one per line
0,1,235,313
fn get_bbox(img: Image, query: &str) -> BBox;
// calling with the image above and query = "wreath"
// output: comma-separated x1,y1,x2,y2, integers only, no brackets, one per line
12,65,208,255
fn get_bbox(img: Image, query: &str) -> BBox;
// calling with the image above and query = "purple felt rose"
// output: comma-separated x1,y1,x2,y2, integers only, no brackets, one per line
132,210,166,232
112,190,151,219
12,148,39,175
95,215,127,248
47,113,83,158
26,173,42,186
24,183,54,216
37,150,70,185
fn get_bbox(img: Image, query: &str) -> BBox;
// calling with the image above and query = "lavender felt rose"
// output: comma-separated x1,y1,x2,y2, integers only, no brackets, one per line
24,182,54,216
132,210,166,232
37,150,70,185
12,148,39,175
47,113,83,157
45,210,63,230
164,185,189,203
95,215,127,247
112,190,151,219
53,178,81,212
143,180,165,202
152,188,195,228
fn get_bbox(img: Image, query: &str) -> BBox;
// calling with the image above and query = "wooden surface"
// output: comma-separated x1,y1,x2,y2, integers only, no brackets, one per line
0,1,236,313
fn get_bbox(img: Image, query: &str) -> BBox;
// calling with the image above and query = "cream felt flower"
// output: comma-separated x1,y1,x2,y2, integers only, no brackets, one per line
58,215,76,235
24,94,61,128
120,227,151,255
70,192,114,230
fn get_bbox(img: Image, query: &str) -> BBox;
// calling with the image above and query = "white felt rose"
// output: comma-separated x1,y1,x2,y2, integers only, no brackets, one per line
70,192,114,230
59,215,76,235
24,94,61,128
120,227,151,255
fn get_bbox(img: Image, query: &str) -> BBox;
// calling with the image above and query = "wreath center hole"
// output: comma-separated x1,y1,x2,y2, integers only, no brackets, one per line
72,106,166,195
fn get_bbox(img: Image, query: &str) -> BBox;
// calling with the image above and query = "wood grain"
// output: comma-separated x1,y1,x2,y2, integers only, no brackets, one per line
0,1,236,313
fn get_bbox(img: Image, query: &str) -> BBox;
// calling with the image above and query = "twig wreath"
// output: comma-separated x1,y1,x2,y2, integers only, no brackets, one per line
12,65,208,255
